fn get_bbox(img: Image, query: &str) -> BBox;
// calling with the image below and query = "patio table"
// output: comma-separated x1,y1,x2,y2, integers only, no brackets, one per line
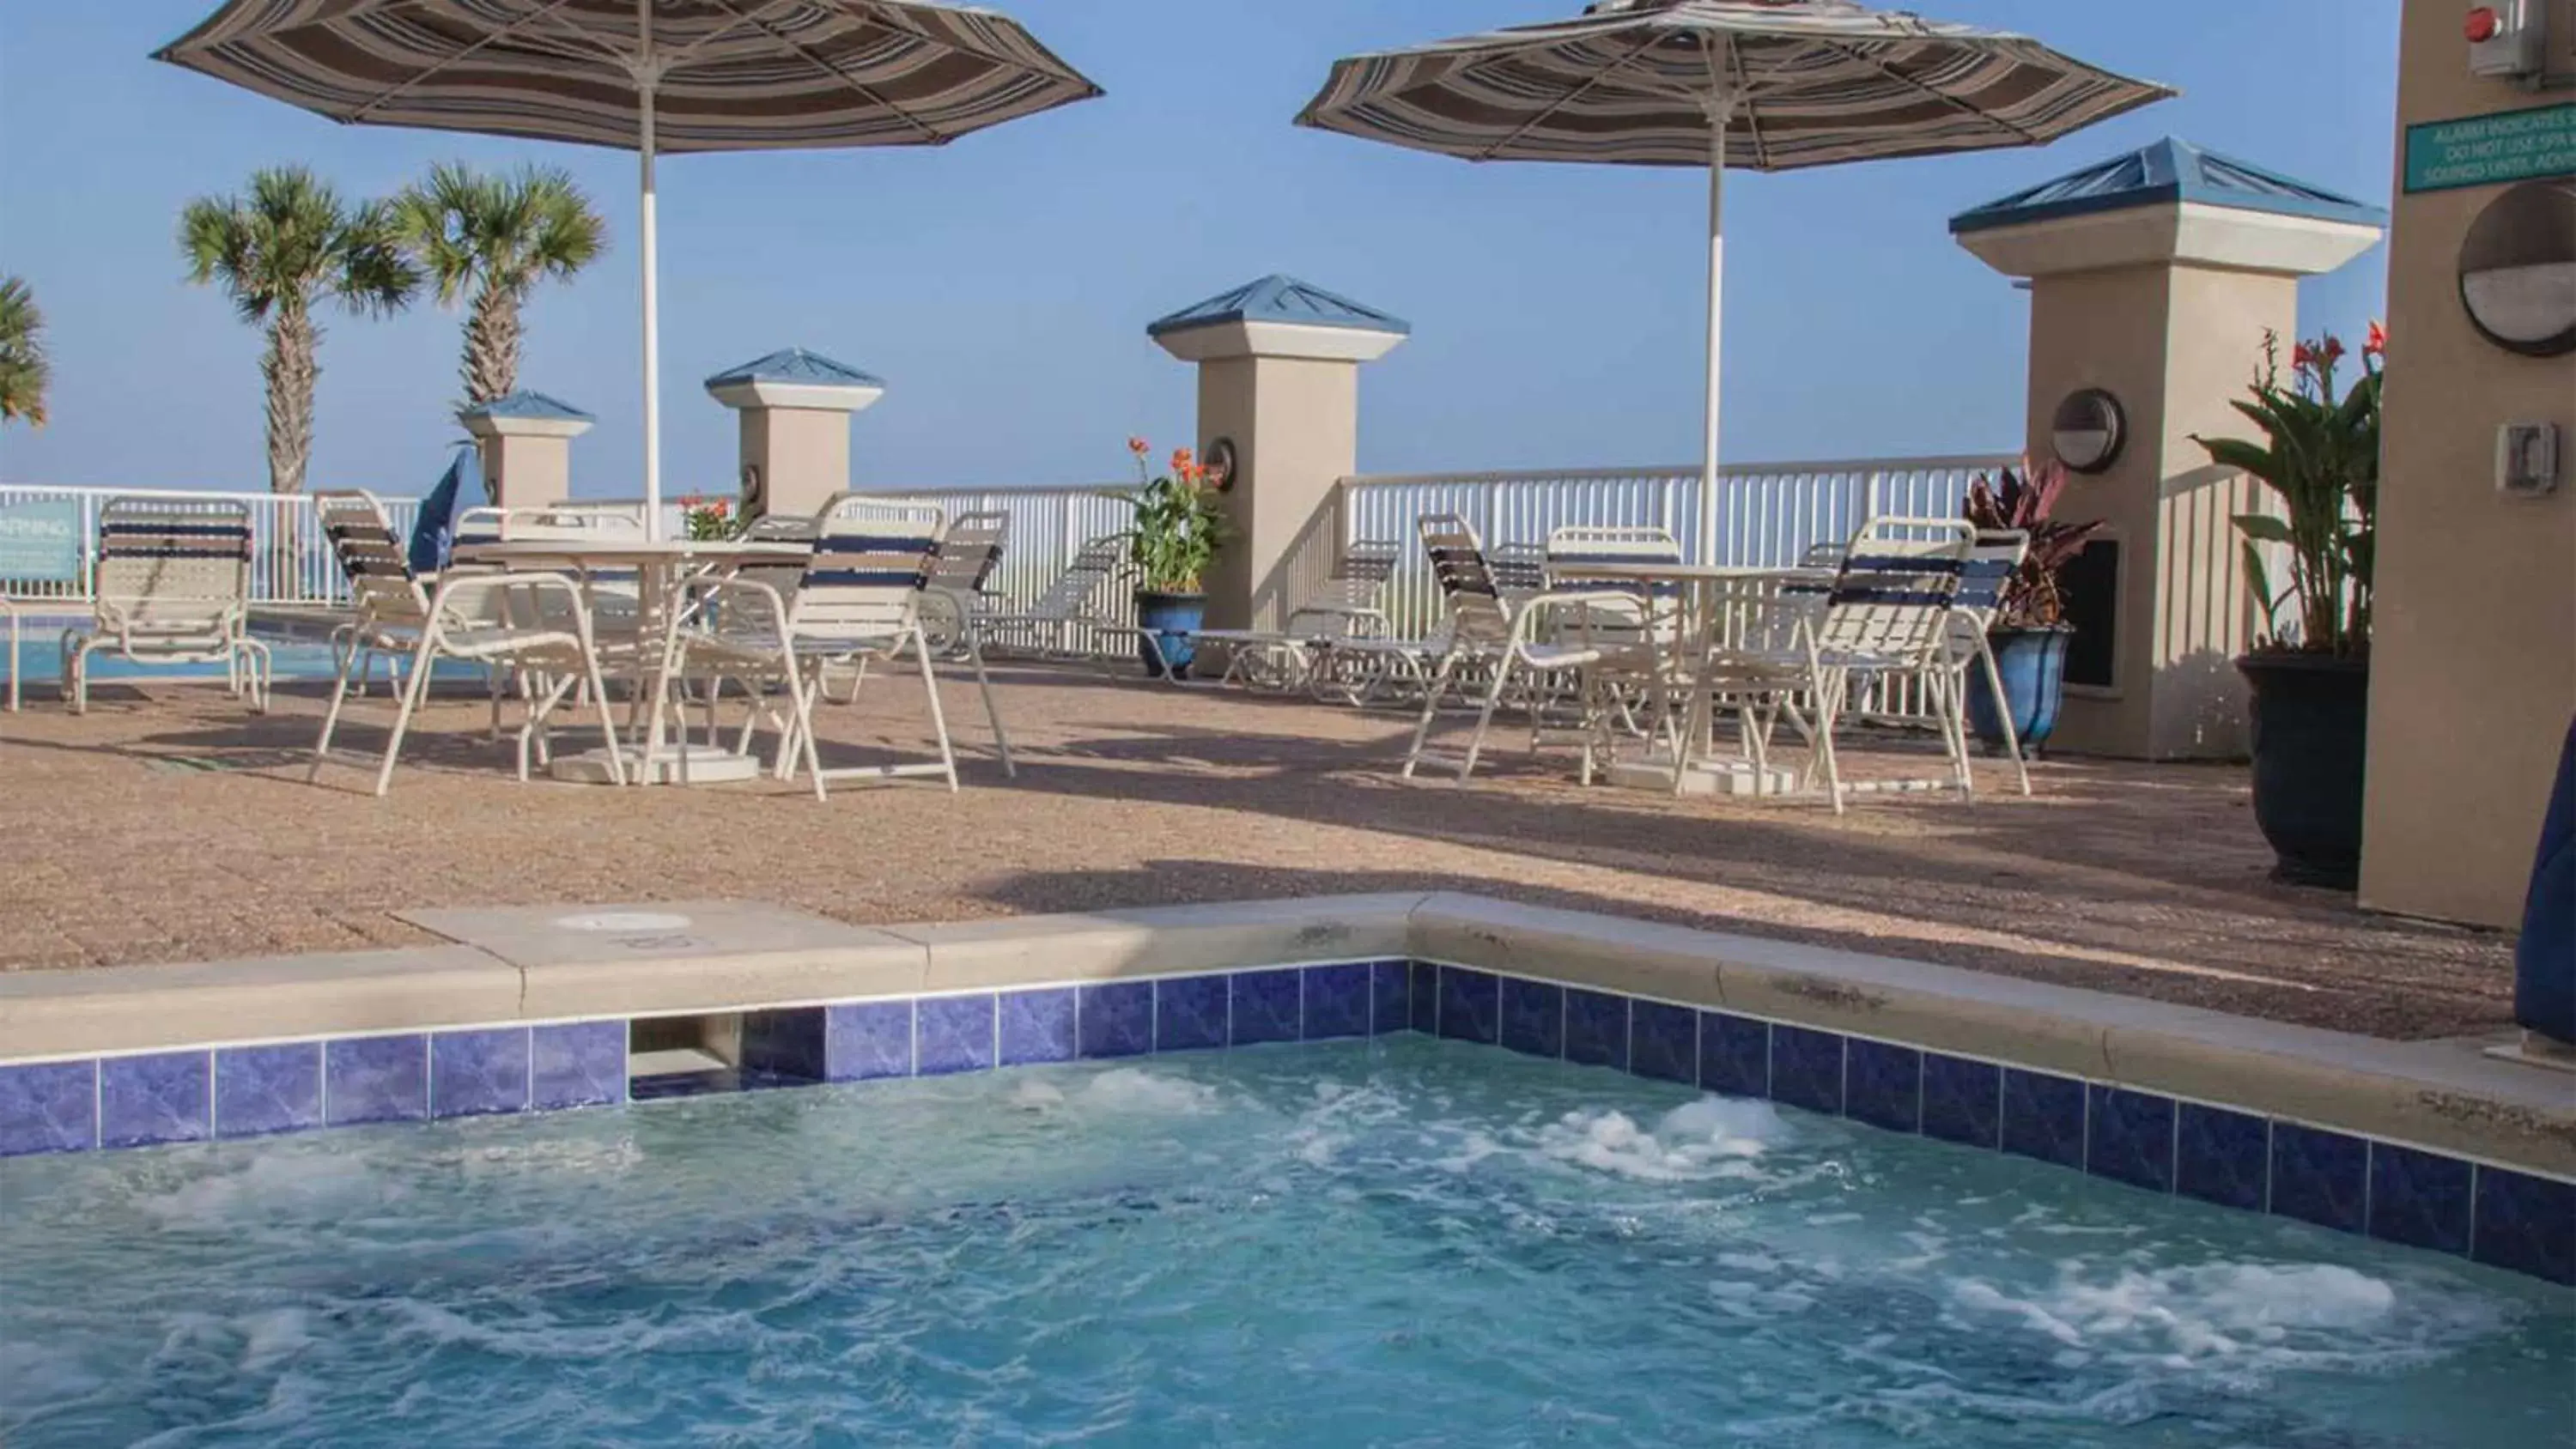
1541,561,1833,794
453,537,811,785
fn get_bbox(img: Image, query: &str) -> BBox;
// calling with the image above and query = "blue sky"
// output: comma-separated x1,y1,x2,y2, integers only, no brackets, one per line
0,1,2398,496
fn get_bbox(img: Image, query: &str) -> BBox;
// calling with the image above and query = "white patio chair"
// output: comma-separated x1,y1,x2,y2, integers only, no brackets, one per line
669,507,967,800
62,497,270,715
306,490,626,796
1698,517,1978,814
915,509,1010,658
1398,513,1637,783
1196,537,1401,690
1943,530,2034,796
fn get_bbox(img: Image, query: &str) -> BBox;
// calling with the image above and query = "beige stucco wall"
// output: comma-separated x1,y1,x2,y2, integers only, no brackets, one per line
2027,261,2287,760
2360,0,2576,927
478,434,571,511
1195,355,1360,631
740,407,851,520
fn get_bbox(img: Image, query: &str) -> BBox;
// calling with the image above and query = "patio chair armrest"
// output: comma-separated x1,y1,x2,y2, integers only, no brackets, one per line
689,575,795,634
426,569,592,632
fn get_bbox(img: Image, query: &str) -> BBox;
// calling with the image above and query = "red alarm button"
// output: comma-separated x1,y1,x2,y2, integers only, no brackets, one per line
2465,5,2501,41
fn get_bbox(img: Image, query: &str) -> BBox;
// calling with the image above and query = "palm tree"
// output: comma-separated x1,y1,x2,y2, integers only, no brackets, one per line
396,162,605,406
179,167,419,494
0,276,47,427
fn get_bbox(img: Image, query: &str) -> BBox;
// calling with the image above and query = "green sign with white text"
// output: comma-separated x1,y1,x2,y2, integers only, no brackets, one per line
2403,103,2576,193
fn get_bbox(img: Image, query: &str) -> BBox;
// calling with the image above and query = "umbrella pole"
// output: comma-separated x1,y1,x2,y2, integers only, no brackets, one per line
638,0,663,539
1697,124,1724,567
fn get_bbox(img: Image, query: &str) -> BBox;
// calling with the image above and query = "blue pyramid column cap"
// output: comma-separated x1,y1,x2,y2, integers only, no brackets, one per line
1149,275,1410,363
1951,137,2385,280
704,348,886,412
457,389,593,437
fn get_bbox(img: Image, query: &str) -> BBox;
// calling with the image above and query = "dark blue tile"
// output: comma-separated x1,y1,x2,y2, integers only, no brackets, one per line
1845,1040,1921,1133
2174,1104,2268,1211
1498,978,1563,1058
532,1022,626,1108
1156,975,1229,1052
1305,963,1372,1040
826,1002,914,1082
326,1035,428,1126
1078,982,1152,1059
1408,962,1437,1034
432,1029,530,1119
2369,1144,2473,1256
2473,1167,2576,1285
919,994,998,1075
0,1061,95,1156
1564,990,1630,1071
2001,1070,2087,1169
1437,967,1500,1046
2270,1124,2368,1235
1698,1012,1766,1098
738,1009,829,1082
1369,960,1411,1036
1630,1001,1698,1084
1231,969,1302,1046
216,1043,322,1137
1769,1027,1844,1114
2085,1087,2175,1192
999,989,1078,1065
1921,1054,2001,1149
100,1052,210,1149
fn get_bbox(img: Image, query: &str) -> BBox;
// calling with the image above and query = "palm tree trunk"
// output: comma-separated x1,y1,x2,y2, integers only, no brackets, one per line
464,285,521,403
263,308,318,494
262,308,319,597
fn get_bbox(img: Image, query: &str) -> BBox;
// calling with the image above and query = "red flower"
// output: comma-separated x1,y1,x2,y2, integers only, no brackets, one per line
2364,319,2386,357
2291,343,2318,372
1127,436,1149,455
2318,335,2346,364
1170,446,1194,476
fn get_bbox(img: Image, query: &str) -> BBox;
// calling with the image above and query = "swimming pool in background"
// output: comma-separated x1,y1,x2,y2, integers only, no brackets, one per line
3,1037,2567,1447
2,634,484,688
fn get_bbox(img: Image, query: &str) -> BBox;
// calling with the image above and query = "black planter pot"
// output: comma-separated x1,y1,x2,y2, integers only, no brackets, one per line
2237,652,2370,889
1133,590,1205,681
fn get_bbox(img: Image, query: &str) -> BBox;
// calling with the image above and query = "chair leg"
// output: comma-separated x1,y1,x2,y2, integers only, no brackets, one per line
913,628,961,792
793,661,829,802
1458,658,1514,783
964,638,1016,777
373,637,440,797
582,652,629,787
1811,670,1848,815
5,614,16,712
309,636,365,782
1400,652,1461,779
1975,640,2032,797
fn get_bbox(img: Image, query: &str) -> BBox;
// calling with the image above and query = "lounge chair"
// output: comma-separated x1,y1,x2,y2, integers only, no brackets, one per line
971,534,1168,679
916,509,1010,657
61,498,270,714
670,506,967,800
307,490,626,796
1194,537,1401,690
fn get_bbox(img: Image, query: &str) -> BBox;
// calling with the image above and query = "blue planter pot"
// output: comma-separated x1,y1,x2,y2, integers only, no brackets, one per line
1965,626,2071,755
1133,590,1204,680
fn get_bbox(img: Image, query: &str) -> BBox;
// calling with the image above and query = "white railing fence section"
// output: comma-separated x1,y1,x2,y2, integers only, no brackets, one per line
854,484,1142,647
1337,454,2012,642
0,485,422,607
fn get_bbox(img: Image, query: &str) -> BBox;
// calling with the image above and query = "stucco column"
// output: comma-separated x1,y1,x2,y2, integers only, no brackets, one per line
1148,276,1408,631
2360,1,2576,929
1953,141,2384,761
704,349,885,521
456,391,593,510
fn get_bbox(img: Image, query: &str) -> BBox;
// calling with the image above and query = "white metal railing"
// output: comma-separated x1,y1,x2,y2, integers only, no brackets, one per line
1340,453,2013,642
0,485,423,609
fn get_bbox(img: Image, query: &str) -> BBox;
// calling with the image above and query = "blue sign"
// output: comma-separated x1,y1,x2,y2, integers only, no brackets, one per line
0,497,83,585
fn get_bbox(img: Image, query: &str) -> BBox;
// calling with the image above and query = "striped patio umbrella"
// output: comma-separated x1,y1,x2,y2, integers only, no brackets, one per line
1297,0,2172,560
157,1,1102,535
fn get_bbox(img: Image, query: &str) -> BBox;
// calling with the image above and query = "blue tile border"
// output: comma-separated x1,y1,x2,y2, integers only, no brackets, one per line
7,955,2572,1289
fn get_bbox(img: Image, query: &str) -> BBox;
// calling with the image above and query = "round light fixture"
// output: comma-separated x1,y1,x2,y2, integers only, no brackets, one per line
1203,436,1240,493
2458,179,2576,359
2050,388,2126,475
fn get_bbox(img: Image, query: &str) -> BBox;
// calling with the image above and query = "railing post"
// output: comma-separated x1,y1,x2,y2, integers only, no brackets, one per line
1862,469,1884,524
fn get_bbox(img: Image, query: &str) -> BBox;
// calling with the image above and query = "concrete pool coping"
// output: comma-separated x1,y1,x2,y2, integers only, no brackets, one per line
1,891,2567,1178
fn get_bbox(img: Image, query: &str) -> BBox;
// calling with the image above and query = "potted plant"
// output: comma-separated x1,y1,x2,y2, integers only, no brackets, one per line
1960,458,2105,755
678,493,739,541
2193,325,2382,888
1119,437,1227,679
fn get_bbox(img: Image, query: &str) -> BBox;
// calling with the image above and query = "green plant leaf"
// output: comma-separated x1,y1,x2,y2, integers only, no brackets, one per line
2231,512,2293,544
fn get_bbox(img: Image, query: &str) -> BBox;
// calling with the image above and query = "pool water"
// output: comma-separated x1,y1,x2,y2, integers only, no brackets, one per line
3,636,483,686
2,1037,2567,1447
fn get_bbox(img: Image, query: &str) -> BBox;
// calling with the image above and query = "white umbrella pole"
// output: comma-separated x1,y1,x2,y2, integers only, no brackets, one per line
1697,124,1724,567
637,0,663,538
